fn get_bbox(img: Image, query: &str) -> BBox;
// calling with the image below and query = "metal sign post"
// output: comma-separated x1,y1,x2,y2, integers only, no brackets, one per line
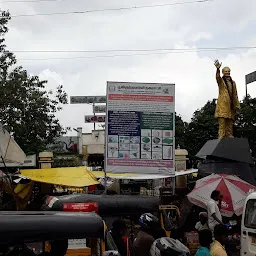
70,96,106,130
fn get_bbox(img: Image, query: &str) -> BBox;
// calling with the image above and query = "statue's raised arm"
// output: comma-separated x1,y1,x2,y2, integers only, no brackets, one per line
214,59,222,84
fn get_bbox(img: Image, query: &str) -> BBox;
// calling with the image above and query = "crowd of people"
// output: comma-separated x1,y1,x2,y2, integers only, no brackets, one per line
11,189,230,256
109,189,232,256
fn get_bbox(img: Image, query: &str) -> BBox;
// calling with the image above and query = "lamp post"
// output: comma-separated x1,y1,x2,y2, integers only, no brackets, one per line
245,71,256,97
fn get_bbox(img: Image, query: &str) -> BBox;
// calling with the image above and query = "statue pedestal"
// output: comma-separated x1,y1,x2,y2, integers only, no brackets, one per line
196,138,255,185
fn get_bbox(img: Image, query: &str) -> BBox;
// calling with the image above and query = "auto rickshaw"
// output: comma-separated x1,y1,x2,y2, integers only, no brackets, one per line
42,194,180,238
0,211,117,256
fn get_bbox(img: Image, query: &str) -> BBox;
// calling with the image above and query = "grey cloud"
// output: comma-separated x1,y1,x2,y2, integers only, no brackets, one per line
1,0,256,131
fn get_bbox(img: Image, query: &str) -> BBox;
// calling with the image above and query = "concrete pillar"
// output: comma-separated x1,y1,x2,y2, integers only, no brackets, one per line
77,127,83,155
82,145,88,166
38,152,54,195
38,152,53,169
175,146,188,188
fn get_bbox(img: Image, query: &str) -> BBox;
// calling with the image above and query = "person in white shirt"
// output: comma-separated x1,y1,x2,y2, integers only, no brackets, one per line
206,190,224,232
195,212,209,231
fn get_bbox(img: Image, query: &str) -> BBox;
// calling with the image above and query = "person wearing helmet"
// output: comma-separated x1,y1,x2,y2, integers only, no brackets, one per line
133,213,159,256
150,237,190,256
103,251,121,256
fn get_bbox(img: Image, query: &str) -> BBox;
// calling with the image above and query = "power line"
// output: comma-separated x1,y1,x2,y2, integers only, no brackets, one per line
17,46,256,61
9,0,214,18
11,46,256,53
2,0,59,3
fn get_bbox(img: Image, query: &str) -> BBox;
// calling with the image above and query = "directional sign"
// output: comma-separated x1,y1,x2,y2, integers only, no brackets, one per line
70,96,106,104
85,115,105,123
93,105,106,113
246,71,256,85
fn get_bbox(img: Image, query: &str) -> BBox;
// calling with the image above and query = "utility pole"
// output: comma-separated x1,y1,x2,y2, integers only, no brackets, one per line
92,102,96,130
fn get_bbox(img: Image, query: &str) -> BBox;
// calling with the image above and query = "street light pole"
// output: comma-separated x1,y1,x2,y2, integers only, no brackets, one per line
93,102,96,131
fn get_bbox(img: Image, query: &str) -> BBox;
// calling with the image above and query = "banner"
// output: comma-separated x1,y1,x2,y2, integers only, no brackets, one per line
0,154,36,167
47,136,78,153
85,115,105,123
106,82,175,175
93,105,106,113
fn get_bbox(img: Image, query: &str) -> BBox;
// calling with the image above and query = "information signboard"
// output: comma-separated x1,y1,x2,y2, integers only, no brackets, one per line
105,82,175,175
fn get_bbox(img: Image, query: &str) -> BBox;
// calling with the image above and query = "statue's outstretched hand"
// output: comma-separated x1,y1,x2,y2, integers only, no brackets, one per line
214,59,222,69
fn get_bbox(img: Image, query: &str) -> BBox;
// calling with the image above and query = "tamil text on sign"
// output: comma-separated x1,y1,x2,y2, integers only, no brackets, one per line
85,115,105,123
106,81,175,175
93,105,106,113
70,96,106,104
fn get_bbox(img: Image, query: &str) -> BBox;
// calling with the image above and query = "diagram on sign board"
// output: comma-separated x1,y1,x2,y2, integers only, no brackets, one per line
107,129,173,160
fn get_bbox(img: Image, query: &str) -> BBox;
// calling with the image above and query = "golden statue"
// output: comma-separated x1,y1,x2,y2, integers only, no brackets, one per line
214,60,240,138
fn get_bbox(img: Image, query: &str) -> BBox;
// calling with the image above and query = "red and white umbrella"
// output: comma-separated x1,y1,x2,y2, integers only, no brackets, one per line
187,174,256,217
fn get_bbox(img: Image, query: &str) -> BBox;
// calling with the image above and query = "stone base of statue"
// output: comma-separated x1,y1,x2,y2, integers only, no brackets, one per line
196,138,255,185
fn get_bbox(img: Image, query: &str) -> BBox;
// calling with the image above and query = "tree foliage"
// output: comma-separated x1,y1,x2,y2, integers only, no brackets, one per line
0,11,68,154
234,96,256,156
175,113,187,149
182,97,256,157
184,99,218,156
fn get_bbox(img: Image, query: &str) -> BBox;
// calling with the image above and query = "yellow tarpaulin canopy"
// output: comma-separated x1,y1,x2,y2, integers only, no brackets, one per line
21,167,197,186
20,167,99,187
20,167,139,187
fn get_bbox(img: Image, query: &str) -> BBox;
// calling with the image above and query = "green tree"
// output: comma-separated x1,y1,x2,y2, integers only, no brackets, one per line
175,113,187,149
234,95,256,156
184,99,218,156
0,12,68,154
184,97,256,157
53,155,81,167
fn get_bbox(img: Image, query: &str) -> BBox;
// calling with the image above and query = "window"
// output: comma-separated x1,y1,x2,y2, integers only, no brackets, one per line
244,199,256,229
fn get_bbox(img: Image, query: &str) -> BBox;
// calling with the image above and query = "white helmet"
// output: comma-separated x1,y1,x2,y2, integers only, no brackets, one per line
139,213,159,229
150,237,190,256
103,251,120,256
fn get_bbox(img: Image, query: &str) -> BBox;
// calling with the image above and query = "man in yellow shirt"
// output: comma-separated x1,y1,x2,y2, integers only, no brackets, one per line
210,225,228,256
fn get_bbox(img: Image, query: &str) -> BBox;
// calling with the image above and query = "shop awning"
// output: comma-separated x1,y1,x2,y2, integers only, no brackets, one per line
20,167,99,187
20,167,198,186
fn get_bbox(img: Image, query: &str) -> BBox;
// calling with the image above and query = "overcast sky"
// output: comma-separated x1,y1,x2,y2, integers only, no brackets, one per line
1,0,256,134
